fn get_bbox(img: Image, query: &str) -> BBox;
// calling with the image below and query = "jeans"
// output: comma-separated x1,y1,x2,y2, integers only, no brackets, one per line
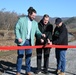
16,40,32,73
55,49,66,72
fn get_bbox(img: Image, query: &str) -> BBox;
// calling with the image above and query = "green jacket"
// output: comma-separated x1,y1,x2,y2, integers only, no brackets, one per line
14,16,42,46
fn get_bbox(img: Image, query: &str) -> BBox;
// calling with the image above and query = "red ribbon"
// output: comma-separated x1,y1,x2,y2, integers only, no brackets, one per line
0,45,76,50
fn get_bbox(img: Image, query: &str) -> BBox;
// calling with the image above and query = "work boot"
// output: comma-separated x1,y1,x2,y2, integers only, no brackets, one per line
42,69,49,74
60,72,65,75
56,70,61,75
35,69,41,74
57,70,61,74
16,72,20,75
25,72,32,75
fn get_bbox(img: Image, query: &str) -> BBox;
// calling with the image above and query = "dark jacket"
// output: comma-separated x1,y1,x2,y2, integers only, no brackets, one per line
36,20,53,45
52,23,68,50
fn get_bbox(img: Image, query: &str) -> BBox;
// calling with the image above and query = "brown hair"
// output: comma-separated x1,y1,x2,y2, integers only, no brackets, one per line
27,7,37,15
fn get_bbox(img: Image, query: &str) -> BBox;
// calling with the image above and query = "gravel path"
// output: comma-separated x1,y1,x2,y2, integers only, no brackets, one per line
1,41,76,75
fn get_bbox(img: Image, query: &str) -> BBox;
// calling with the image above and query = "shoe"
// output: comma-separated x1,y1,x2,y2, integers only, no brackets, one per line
60,72,65,75
25,72,32,75
43,70,49,74
57,70,61,74
58,73,61,75
16,72,20,75
35,70,41,74
42,69,49,74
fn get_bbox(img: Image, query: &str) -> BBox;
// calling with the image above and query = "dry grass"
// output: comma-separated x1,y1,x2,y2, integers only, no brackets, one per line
68,28,76,32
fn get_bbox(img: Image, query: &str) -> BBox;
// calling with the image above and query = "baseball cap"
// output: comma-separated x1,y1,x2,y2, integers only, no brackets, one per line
55,18,62,25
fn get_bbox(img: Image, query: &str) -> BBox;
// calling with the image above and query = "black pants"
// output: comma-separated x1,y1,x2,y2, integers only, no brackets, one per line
36,48,50,71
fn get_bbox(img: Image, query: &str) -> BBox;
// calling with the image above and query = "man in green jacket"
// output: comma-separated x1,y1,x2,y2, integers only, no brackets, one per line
15,7,45,75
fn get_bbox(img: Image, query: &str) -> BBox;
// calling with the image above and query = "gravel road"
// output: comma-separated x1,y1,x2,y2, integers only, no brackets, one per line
1,41,76,75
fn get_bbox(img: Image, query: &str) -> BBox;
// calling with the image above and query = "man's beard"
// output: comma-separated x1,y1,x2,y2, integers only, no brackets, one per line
29,16,33,21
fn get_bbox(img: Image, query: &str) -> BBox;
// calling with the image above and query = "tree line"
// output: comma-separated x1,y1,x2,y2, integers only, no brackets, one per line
0,9,76,30
0,9,19,30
